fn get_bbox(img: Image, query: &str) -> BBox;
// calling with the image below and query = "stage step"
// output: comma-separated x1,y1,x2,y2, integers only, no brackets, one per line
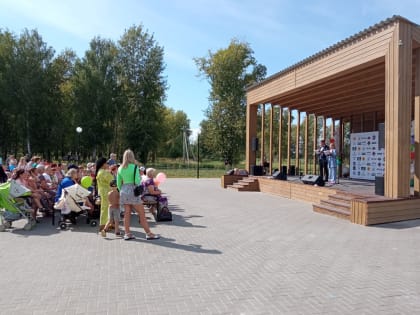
320,199,351,212
227,177,259,192
313,203,351,220
312,190,361,220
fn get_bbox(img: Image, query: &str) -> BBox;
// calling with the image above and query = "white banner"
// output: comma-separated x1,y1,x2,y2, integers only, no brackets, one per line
350,131,384,180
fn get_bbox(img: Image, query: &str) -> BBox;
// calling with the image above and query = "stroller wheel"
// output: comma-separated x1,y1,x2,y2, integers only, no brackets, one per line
90,220,97,227
59,222,67,230
23,223,32,230
4,221,12,229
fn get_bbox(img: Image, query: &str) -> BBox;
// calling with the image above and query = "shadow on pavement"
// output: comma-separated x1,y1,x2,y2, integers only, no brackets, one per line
373,219,420,229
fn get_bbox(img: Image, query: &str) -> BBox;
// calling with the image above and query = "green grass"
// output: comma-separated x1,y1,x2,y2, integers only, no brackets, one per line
146,158,230,178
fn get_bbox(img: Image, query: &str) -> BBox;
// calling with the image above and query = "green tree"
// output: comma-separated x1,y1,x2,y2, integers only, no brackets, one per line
118,25,167,163
159,108,190,158
71,37,120,160
194,39,266,164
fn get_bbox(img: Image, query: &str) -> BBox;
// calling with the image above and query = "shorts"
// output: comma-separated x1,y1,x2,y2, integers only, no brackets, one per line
108,207,120,223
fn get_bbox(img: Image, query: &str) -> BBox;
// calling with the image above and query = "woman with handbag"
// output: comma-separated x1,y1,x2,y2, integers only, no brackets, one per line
95,157,114,234
117,149,159,241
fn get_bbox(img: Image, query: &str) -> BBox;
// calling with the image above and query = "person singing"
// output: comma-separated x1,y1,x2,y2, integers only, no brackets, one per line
315,139,329,182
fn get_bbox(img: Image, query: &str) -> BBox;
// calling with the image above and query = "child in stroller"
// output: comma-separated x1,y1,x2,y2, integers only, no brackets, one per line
54,168,97,229
0,180,35,231
54,183,96,230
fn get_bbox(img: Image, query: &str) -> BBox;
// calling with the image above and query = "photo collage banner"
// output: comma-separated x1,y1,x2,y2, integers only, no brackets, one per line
350,131,385,180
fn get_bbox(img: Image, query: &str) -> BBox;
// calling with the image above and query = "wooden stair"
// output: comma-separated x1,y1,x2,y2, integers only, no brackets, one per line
227,177,259,192
313,191,364,220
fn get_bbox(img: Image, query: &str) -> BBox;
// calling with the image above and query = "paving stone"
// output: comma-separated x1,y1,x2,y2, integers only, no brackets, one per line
1,178,420,314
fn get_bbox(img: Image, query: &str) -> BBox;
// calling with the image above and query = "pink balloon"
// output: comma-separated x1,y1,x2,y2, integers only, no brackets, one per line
156,172,166,184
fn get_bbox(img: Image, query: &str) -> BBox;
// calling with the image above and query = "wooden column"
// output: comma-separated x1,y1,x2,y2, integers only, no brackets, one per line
415,49,420,196
287,109,292,174
340,119,345,178
384,22,412,198
269,104,274,174
278,107,283,171
261,104,265,166
296,111,300,176
246,103,258,172
304,114,309,174
313,115,318,174
322,116,326,141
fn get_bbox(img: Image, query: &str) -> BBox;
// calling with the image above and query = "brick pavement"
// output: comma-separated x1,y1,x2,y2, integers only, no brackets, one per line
1,178,420,315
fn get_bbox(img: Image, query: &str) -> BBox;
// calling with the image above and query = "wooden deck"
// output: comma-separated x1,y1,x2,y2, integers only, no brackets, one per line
223,175,420,226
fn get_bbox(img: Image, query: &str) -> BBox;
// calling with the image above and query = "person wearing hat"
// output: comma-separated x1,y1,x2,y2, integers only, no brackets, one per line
95,157,114,233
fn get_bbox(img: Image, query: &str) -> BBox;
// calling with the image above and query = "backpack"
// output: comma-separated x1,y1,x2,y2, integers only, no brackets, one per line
156,206,172,222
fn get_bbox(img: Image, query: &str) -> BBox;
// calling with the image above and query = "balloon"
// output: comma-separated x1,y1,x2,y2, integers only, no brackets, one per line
81,176,92,188
156,172,167,184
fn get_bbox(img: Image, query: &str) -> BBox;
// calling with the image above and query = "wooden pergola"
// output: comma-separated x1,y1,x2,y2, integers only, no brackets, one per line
246,16,420,199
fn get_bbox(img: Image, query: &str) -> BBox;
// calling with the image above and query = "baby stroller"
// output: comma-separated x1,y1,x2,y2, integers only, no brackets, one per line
0,180,35,231
54,184,97,230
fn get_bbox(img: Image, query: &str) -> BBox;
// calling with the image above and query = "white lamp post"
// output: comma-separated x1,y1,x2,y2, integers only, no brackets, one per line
76,126,82,162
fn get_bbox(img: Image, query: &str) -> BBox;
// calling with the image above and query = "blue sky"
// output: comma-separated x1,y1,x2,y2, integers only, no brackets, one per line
1,0,420,138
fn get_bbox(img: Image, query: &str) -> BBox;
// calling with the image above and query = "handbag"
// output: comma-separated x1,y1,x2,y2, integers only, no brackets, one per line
156,206,172,222
133,165,144,196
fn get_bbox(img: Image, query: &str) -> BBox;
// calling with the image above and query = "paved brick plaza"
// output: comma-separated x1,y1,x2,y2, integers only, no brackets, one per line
1,178,420,315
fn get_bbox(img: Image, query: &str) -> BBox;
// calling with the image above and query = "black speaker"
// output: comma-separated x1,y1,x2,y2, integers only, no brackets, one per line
378,123,385,149
301,174,323,186
251,137,259,151
272,171,287,180
250,165,264,176
375,176,384,195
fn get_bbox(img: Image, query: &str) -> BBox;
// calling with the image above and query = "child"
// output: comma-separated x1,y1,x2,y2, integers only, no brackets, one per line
101,179,121,237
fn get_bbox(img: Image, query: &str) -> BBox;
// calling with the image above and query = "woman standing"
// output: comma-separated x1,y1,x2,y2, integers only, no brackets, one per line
117,149,159,241
95,157,114,233
327,142,338,184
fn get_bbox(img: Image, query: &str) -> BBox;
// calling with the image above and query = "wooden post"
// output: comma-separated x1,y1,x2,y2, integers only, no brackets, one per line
322,116,326,141
384,21,412,198
340,119,345,178
414,49,420,196
246,103,258,172
287,109,292,175
415,96,420,196
304,114,309,174
269,104,274,175
296,111,300,176
261,104,265,167
313,115,318,174
278,107,283,172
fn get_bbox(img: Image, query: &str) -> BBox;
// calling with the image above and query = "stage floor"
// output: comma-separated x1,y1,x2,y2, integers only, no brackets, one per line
259,175,417,198
285,176,377,197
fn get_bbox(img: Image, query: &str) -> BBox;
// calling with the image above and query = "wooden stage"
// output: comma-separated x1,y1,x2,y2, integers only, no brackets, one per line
223,175,420,226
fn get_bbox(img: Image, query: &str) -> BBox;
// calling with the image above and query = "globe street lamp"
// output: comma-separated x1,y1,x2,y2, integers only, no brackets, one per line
76,126,82,162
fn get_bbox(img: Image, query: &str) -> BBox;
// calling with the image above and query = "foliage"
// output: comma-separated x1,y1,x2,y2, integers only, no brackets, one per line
0,26,170,163
194,39,266,165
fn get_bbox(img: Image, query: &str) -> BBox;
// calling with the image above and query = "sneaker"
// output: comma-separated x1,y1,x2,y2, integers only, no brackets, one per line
146,234,160,240
100,229,106,237
123,234,135,240
115,231,122,237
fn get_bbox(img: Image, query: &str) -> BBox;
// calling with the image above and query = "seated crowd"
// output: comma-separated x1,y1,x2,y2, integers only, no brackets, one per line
0,155,93,222
0,152,162,241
